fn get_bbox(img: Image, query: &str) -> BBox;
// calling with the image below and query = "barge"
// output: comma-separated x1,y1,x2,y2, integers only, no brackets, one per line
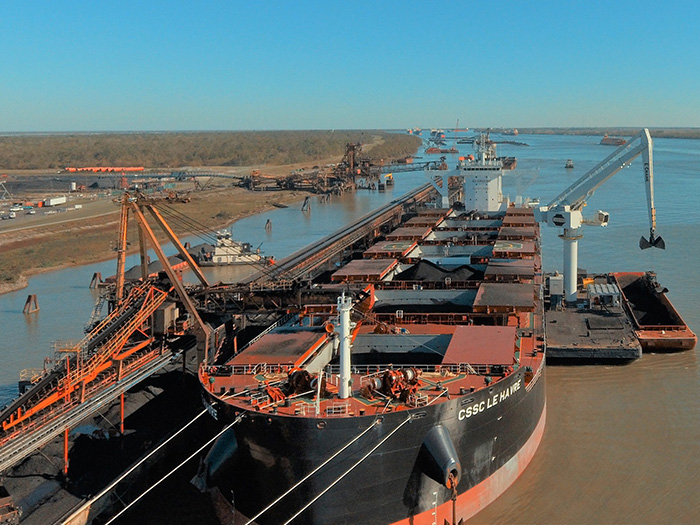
613,271,697,351
600,133,626,146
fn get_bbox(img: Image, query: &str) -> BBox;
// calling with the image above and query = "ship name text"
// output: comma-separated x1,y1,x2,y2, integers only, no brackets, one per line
458,378,522,420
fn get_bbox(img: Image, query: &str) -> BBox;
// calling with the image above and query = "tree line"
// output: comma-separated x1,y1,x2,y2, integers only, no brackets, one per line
0,131,422,170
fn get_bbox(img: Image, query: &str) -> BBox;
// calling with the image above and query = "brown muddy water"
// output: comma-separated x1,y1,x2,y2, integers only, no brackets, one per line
473,352,700,524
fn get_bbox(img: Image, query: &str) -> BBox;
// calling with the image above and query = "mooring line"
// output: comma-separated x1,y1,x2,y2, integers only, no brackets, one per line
283,415,413,525
62,407,209,524
103,413,243,525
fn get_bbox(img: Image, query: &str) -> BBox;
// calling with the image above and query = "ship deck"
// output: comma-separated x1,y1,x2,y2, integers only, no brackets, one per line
202,329,544,418
201,205,546,419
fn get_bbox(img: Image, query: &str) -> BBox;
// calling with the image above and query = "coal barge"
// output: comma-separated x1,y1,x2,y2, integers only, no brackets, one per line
193,143,546,524
613,271,697,351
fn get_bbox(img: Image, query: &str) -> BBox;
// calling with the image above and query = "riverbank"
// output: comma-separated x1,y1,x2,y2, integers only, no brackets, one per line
0,185,310,294
0,275,27,295
0,131,423,291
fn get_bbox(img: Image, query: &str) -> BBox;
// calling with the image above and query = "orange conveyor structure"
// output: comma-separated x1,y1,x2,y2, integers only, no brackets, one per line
0,283,169,473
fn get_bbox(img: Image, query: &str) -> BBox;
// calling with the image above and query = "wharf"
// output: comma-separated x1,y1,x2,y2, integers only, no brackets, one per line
545,306,642,361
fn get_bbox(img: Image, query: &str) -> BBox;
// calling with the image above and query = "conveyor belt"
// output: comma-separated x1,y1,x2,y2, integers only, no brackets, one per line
242,183,433,285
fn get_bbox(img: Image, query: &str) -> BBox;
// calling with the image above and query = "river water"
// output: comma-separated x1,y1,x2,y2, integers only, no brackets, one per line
1,133,698,523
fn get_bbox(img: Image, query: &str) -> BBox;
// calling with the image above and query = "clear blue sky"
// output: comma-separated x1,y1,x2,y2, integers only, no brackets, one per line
2,1,698,132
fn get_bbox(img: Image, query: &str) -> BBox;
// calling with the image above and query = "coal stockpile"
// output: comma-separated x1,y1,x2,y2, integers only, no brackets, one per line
393,260,484,282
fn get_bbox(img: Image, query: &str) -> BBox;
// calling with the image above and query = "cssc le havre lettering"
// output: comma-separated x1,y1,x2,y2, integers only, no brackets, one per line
458,378,522,420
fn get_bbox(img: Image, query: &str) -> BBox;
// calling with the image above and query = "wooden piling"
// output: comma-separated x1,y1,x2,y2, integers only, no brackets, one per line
89,272,103,288
23,294,39,313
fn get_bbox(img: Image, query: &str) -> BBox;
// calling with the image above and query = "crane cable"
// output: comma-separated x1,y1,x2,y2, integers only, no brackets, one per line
244,418,381,525
152,203,280,279
283,415,413,525
158,204,219,243
104,413,245,525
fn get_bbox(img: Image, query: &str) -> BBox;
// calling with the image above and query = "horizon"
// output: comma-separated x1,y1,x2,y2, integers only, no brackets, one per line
3,1,699,132
2,126,699,136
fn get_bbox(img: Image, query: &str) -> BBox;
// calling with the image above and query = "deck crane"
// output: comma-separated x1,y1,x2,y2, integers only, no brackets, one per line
534,128,665,303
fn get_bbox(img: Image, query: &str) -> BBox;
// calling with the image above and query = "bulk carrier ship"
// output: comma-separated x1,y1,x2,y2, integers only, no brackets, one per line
193,140,546,524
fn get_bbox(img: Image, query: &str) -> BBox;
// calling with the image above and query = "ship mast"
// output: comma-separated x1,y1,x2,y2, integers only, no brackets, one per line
338,292,353,399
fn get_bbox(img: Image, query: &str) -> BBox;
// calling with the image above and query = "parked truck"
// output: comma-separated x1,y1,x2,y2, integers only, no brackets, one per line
43,196,67,207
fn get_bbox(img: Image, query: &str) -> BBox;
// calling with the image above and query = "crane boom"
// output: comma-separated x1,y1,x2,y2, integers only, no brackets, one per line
535,128,665,303
549,129,643,203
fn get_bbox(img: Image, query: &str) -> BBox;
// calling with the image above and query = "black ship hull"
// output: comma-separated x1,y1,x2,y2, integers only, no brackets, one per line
198,362,546,524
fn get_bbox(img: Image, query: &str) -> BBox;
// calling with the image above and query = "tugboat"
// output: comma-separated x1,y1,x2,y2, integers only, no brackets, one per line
198,230,268,266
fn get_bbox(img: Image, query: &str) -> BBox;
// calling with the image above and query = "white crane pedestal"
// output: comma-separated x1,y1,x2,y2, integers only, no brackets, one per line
560,227,583,304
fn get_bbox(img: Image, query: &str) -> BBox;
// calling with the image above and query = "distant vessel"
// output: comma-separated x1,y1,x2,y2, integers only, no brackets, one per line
565,159,574,169
427,129,446,146
600,134,626,146
501,156,517,170
459,132,517,171
425,146,459,154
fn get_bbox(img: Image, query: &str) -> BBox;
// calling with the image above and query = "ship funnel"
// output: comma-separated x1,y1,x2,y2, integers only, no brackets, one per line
639,232,665,250
419,425,461,488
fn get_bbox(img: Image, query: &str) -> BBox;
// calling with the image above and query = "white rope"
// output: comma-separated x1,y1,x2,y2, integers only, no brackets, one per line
283,415,412,525
244,418,380,525
104,413,244,525
63,407,209,523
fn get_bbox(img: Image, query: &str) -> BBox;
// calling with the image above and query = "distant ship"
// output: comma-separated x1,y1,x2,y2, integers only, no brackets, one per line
425,146,459,154
600,134,626,146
